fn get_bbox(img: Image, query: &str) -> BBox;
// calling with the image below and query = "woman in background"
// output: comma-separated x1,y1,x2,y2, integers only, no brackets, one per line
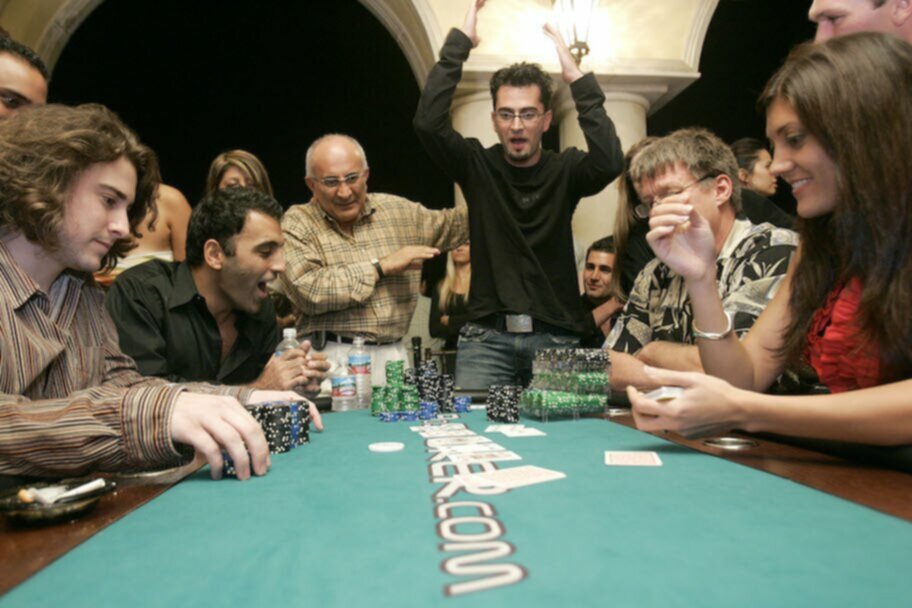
205,149,274,197
730,138,777,198
429,243,471,374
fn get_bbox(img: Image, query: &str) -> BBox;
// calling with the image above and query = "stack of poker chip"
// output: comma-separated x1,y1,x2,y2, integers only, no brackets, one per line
417,361,439,403
438,373,455,413
486,385,522,423
373,359,422,421
521,348,611,420
385,360,405,386
223,400,312,477
453,395,471,414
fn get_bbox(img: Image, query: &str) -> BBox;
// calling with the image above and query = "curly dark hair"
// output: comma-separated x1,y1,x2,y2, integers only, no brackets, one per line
489,62,553,110
185,186,284,267
0,103,160,271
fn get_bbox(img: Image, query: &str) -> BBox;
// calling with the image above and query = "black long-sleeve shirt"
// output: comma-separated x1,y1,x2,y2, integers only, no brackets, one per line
105,260,278,385
414,29,624,334
429,291,469,349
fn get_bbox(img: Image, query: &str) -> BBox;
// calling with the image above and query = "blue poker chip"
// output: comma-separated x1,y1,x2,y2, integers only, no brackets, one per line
379,412,399,422
400,411,419,421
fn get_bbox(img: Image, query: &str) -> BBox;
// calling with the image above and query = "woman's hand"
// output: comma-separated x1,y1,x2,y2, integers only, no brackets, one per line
626,366,748,439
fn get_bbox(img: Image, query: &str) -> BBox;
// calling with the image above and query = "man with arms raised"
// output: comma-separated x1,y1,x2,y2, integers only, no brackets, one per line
0,104,290,480
413,0,623,388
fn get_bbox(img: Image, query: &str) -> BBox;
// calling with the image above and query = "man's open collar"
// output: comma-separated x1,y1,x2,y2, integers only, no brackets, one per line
169,261,202,309
0,239,47,309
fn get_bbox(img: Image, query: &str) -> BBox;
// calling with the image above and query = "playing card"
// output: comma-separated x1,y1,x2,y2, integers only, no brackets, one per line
604,451,663,466
457,465,566,489
447,450,522,464
485,424,519,433
411,423,466,432
500,426,546,437
445,442,507,454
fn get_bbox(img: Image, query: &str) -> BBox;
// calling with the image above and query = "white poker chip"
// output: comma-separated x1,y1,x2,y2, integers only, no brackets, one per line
368,442,405,453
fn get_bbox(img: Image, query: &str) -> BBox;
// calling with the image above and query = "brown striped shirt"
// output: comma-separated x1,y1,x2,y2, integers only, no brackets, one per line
278,193,467,342
0,240,252,477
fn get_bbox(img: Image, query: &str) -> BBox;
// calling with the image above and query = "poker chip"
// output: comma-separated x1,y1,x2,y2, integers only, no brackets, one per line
521,348,612,420
368,442,405,453
453,395,471,413
486,385,522,423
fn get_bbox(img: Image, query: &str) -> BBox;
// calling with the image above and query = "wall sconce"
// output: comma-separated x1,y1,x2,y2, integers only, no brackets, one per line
552,0,596,66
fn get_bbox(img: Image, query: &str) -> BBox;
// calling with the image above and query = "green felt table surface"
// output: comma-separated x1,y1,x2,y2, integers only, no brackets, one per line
4,410,911,607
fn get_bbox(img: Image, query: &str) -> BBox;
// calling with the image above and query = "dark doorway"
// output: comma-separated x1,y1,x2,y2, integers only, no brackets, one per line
50,0,455,210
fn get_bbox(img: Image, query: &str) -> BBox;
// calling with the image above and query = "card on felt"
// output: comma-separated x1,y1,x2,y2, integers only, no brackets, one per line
447,450,522,464
484,424,518,433
410,423,466,432
446,442,507,454
500,426,546,438
458,465,566,489
604,451,663,466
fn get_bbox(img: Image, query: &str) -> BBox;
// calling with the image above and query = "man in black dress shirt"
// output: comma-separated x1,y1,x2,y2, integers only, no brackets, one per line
106,187,327,390
413,0,623,387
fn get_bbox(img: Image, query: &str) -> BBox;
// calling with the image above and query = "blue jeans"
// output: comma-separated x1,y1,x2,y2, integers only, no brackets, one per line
455,322,580,389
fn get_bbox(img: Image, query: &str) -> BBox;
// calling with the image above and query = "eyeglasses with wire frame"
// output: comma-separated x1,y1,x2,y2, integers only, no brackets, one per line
494,109,545,125
315,171,365,189
633,174,717,220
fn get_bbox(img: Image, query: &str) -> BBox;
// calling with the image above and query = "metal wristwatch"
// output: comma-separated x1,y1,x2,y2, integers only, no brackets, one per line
371,258,385,279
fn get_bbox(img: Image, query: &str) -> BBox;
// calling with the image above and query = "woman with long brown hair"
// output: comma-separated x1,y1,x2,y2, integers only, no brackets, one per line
205,149,274,197
627,33,912,445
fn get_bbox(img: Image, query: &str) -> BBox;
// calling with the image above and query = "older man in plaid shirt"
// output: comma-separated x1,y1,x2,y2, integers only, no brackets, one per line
277,134,467,385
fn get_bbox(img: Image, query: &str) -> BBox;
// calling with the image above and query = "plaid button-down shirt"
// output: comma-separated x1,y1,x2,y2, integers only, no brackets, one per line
0,240,252,477
278,193,468,342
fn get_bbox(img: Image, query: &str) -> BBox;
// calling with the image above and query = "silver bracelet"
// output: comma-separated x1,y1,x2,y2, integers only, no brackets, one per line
692,311,734,341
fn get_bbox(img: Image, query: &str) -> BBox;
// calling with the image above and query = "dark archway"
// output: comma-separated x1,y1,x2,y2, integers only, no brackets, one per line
50,0,454,210
649,0,816,213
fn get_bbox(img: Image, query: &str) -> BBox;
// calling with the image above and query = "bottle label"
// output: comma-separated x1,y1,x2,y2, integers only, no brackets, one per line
348,354,371,375
331,375,356,398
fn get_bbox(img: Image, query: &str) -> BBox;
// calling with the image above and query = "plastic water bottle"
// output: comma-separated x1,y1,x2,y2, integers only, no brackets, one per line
348,336,372,409
275,328,300,357
275,328,308,396
330,357,357,412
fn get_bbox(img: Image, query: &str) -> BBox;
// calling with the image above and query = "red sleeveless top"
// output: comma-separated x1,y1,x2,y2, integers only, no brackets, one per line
805,278,882,393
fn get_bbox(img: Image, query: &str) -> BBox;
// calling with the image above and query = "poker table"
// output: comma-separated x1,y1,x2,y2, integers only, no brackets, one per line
2,409,911,607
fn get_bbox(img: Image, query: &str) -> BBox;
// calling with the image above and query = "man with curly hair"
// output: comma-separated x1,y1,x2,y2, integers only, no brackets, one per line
0,104,294,480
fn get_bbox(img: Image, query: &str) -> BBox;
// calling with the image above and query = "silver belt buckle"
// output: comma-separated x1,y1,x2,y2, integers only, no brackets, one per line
505,314,533,333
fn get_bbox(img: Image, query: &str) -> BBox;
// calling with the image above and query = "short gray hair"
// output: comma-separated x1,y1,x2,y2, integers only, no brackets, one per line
304,133,369,178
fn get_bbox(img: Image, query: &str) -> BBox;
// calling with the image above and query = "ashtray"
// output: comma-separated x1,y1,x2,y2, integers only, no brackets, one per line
0,478,116,526
702,436,759,451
